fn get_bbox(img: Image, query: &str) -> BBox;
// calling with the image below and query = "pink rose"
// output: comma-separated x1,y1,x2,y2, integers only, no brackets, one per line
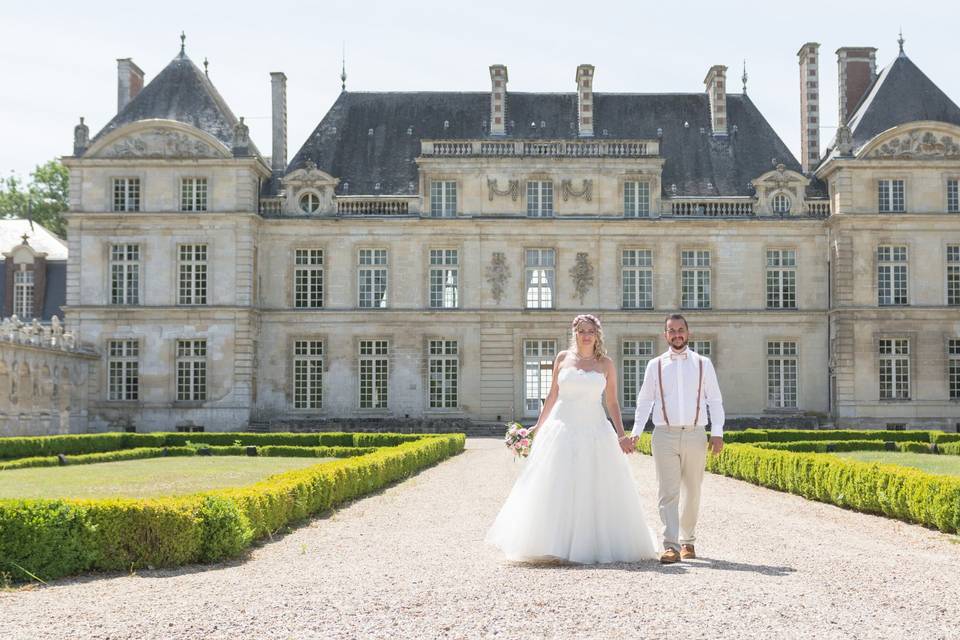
520,439,530,448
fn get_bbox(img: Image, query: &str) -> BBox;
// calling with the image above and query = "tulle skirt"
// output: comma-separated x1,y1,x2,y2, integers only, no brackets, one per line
486,401,659,564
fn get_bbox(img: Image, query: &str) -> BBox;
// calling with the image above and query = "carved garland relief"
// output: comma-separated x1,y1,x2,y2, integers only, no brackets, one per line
569,252,594,304
487,179,520,201
485,252,511,304
561,179,593,202
101,128,217,159
871,131,960,159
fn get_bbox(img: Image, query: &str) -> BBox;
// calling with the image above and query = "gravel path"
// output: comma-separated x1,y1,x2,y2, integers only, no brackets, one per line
2,438,959,639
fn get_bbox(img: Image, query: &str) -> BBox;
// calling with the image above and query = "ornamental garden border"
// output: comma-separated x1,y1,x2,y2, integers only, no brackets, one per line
0,432,465,583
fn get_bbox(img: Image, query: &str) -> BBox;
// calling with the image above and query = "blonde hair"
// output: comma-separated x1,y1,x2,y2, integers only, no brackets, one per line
568,314,607,359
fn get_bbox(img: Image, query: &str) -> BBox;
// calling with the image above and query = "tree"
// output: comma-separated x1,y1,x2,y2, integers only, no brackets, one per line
0,159,69,237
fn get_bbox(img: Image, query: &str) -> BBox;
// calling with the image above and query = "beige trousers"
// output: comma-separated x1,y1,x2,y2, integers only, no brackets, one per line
651,425,708,551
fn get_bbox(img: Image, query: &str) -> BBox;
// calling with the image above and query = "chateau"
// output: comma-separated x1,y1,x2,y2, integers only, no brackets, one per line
58,37,960,433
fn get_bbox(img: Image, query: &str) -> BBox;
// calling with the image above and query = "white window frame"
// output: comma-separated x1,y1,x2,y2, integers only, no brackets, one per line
949,245,960,306
948,179,959,214
690,340,712,359
772,193,791,215
110,243,140,305
358,248,388,308
176,339,207,402
878,179,905,213
877,245,908,306
430,180,457,217
526,180,554,217
13,268,34,320
112,177,141,212
681,250,711,309
523,339,556,416
525,248,555,309
180,177,208,212
359,339,389,409
766,249,797,309
428,339,459,409
107,339,139,401
879,338,910,401
621,249,653,309
295,249,324,309
621,339,653,409
177,244,208,306
429,249,459,308
949,339,960,401
767,341,798,409
623,180,651,217
293,339,324,409
299,191,321,214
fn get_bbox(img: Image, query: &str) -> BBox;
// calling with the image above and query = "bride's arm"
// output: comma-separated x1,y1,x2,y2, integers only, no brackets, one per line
601,357,628,439
532,352,566,430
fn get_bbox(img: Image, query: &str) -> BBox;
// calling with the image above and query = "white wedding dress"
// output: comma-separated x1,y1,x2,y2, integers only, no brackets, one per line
486,367,659,564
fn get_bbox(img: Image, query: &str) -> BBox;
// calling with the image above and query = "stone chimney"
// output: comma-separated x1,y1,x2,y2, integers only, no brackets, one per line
489,65,508,136
836,47,877,125
576,64,595,138
117,58,144,112
703,65,728,136
270,72,287,175
798,42,821,173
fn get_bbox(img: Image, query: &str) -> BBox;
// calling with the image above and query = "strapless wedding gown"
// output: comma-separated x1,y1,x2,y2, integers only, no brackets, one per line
486,367,659,564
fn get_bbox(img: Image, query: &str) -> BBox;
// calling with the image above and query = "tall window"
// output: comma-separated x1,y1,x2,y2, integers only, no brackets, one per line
525,249,555,308
112,178,140,212
358,249,388,308
180,177,208,212
877,245,908,306
176,339,207,401
13,269,34,319
526,181,553,217
949,339,960,400
110,243,140,305
878,179,905,213
293,340,323,409
622,340,653,408
108,339,139,401
429,249,459,308
430,181,457,217
428,340,459,409
949,245,960,306
767,341,798,408
177,244,207,305
621,249,653,309
879,338,910,400
681,250,711,309
295,249,324,308
623,181,650,217
524,340,556,415
947,179,958,213
766,249,797,309
359,340,389,409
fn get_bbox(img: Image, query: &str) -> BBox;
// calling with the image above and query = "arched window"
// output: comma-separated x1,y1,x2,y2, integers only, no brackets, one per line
299,192,321,214
772,193,791,215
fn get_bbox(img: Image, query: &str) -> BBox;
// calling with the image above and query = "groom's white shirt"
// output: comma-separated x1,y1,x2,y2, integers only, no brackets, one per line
630,347,725,438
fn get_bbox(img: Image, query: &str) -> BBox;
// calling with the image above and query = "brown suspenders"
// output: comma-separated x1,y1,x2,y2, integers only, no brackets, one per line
657,354,704,427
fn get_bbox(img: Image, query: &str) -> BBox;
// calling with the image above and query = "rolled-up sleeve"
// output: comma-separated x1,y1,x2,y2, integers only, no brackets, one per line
703,357,725,437
631,358,658,437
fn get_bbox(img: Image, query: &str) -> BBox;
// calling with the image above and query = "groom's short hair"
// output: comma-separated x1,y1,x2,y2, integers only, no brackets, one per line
664,313,688,330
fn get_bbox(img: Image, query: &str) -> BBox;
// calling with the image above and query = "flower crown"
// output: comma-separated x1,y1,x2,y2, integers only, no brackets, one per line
572,314,602,329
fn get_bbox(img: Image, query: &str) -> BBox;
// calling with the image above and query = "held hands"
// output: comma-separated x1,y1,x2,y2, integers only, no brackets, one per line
618,434,636,454
709,436,724,455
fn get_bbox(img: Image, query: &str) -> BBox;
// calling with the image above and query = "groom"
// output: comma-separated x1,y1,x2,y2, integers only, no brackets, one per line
628,314,724,564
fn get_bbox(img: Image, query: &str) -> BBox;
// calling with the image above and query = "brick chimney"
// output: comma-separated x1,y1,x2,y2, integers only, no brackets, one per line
798,42,821,173
576,64,595,138
836,47,877,124
489,65,508,136
117,58,144,112
703,65,728,136
270,72,287,175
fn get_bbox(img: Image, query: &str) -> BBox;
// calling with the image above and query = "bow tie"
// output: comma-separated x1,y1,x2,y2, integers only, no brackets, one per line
669,352,688,361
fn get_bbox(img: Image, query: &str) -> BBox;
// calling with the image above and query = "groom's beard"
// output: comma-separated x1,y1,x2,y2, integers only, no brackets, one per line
669,337,688,351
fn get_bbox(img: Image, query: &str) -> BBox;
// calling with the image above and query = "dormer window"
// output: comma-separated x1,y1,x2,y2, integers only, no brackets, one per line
772,193,791,215
13,268,34,320
299,192,321,214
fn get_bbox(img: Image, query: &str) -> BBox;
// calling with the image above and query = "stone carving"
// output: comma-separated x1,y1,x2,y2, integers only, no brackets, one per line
561,179,593,202
487,178,520,202
102,128,217,159
0,315,81,352
836,124,854,156
871,131,960,159
233,116,250,152
73,117,89,155
485,252,511,304
569,252,594,304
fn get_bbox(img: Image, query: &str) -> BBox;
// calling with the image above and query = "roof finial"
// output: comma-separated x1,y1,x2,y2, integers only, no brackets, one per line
741,59,748,95
204,57,209,77
180,31,186,56
340,42,347,91
897,28,905,55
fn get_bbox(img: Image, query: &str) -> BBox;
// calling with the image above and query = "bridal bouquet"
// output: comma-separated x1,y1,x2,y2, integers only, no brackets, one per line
504,422,534,458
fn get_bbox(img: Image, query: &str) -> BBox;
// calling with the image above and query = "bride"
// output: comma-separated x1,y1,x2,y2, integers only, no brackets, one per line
486,314,659,564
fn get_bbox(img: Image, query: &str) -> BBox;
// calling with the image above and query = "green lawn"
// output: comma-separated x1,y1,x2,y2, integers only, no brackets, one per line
0,456,333,499
832,451,960,477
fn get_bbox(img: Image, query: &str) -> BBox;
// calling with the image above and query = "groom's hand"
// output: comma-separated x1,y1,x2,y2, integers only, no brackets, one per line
709,436,724,455
618,436,635,454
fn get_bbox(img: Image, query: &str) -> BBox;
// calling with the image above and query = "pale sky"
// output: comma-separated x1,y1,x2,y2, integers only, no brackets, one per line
2,0,958,181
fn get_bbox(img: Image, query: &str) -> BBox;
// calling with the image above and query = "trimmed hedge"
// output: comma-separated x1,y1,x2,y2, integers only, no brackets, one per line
750,440,939,454
940,442,960,456
0,434,465,582
723,429,940,444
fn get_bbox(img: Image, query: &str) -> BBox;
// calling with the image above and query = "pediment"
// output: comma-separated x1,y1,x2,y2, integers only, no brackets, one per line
283,160,339,189
750,164,809,198
85,119,231,160
859,121,960,160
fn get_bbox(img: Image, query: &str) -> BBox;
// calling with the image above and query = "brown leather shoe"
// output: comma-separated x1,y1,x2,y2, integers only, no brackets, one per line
680,544,696,560
659,548,681,564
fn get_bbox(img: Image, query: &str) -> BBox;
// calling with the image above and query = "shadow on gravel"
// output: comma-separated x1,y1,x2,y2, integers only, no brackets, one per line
517,561,690,575
682,557,796,576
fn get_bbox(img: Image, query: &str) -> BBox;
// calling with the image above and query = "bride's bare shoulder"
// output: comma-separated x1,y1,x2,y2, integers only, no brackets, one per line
555,350,571,363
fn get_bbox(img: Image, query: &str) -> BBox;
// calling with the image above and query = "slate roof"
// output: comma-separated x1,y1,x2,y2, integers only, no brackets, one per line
288,91,802,197
89,49,261,157
0,219,68,260
824,52,960,159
